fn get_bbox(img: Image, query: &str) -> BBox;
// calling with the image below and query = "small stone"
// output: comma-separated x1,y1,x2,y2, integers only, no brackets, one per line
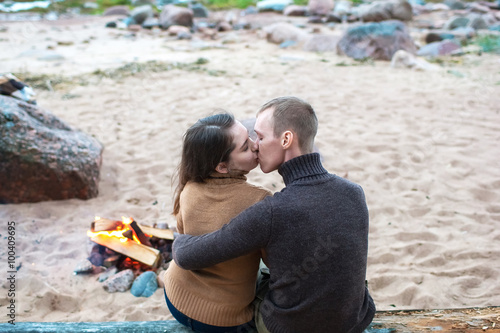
98,266,118,282
88,252,104,266
106,21,117,28
130,271,158,297
57,41,74,46
216,21,232,32
103,269,134,293
128,24,142,33
74,259,94,274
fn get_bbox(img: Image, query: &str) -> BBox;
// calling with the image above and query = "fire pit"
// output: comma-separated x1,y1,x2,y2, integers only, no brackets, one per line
75,216,175,296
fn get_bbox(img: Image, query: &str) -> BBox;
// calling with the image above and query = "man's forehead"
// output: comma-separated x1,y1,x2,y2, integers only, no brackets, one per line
255,108,273,130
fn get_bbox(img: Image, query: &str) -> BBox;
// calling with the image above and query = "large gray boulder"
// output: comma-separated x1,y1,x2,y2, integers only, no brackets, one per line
160,5,194,29
356,0,413,22
0,95,103,204
337,20,417,60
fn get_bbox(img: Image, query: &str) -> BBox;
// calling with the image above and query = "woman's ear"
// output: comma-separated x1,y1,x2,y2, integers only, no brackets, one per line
281,131,294,150
216,162,229,174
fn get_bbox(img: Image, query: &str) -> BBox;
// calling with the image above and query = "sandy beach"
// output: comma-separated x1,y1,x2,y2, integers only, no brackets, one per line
0,10,500,323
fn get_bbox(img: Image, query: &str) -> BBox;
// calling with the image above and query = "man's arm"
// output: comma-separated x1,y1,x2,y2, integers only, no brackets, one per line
172,198,272,270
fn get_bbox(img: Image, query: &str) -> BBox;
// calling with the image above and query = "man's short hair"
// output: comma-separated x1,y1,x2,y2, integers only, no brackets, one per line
258,96,318,153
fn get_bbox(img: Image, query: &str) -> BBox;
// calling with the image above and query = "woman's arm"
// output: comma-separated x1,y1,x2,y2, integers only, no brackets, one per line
172,198,272,270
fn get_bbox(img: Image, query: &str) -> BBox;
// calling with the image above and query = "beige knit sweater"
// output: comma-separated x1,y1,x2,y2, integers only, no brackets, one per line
164,172,271,326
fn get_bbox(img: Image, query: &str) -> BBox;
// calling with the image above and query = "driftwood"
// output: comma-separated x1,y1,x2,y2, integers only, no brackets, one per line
2,307,499,332
91,218,123,232
0,320,193,332
90,234,160,267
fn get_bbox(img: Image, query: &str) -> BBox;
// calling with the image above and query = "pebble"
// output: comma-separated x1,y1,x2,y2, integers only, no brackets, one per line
103,269,134,293
98,266,118,283
74,259,94,275
130,271,158,297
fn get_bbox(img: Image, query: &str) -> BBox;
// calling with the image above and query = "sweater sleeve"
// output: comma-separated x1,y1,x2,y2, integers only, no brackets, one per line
173,198,273,270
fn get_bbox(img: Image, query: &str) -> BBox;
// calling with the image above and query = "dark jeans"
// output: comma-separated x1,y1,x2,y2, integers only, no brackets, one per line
164,289,256,333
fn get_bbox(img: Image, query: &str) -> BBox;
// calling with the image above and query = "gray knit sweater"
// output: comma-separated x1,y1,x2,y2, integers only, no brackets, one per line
173,153,375,333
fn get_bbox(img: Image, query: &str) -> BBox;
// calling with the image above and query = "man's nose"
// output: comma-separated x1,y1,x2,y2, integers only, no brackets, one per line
251,138,259,153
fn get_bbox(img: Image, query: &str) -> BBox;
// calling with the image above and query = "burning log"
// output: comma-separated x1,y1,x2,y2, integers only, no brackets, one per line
91,218,123,232
90,234,160,267
137,224,174,240
129,220,152,247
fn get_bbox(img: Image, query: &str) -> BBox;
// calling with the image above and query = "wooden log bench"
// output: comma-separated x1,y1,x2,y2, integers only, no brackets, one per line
1,307,498,332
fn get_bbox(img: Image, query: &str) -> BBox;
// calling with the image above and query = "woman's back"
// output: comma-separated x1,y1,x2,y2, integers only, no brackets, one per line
165,173,270,327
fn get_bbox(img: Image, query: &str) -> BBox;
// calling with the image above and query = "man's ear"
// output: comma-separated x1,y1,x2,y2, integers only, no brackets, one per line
216,162,229,174
281,131,294,150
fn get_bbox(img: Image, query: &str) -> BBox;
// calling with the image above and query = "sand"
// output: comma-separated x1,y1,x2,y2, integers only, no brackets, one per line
0,12,499,323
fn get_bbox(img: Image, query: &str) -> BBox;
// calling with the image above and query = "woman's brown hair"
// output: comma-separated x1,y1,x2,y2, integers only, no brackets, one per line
172,113,236,215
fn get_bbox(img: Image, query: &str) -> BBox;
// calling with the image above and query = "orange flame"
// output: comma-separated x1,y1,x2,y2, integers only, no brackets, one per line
87,216,141,244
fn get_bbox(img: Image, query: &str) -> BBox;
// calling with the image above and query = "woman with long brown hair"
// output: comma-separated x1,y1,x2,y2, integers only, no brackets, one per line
164,113,270,333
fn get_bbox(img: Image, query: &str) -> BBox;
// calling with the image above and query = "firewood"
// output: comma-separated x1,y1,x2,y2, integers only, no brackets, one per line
138,224,174,240
129,221,152,246
92,218,123,232
90,234,160,267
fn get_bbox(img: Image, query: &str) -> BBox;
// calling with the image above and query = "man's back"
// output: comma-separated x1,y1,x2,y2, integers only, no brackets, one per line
261,154,375,333
173,153,375,333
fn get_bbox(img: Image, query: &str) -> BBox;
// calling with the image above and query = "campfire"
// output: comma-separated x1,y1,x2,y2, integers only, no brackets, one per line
76,216,175,295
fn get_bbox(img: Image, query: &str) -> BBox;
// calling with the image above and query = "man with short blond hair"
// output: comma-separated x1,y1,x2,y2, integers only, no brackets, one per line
173,96,375,333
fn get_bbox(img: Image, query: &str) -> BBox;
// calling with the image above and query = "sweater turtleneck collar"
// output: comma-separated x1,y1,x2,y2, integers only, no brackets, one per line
278,153,329,186
206,171,247,184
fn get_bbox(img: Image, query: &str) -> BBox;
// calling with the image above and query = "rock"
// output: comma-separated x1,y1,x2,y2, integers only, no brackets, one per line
0,26,8,33
167,25,190,36
333,0,352,17
417,39,461,57
128,24,142,32
451,26,476,40
391,49,440,71
390,0,413,21
103,5,130,16
131,271,158,297
466,13,488,30
74,259,94,274
467,2,490,14
482,13,498,26
303,34,339,52
160,5,194,29
98,266,118,282
257,0,293,12
444,0,465,10
106,21,117,28
130,5,153,25
142,17,160,29
0,95,103,204
103,269,135,293
308,16,324,24
222,32,239,44
308,0,334,16
189,3,209,18
283,5,308,16
425,32,443,44
337,20,417,61
444,16,469,30
216,21,233,32
326,13,342,23
356,0,413,23
263,22,308,44
88,252,104,266
491,24,500,32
